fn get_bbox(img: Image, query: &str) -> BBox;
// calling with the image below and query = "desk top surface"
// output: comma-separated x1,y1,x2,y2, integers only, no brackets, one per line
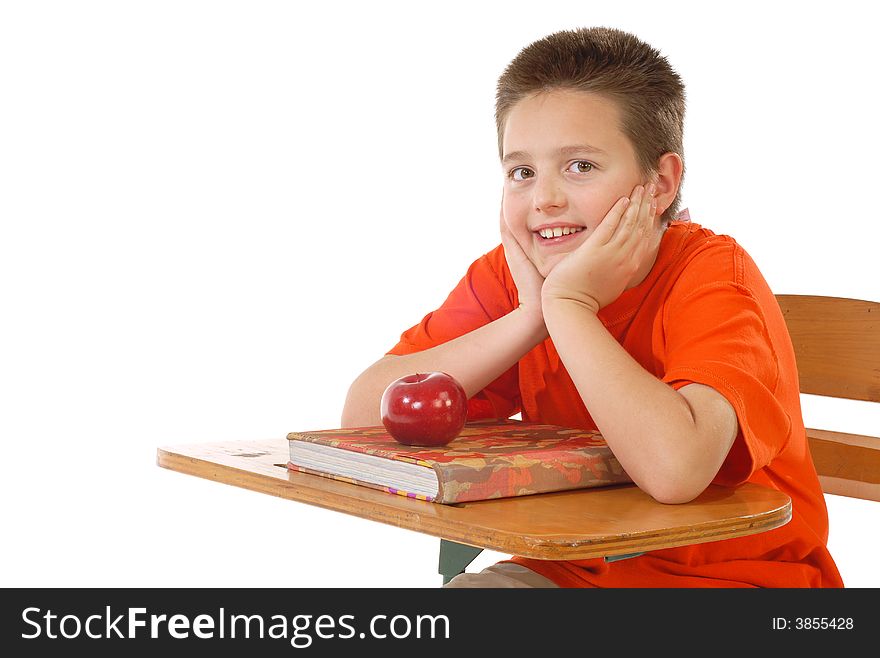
157,439,791,560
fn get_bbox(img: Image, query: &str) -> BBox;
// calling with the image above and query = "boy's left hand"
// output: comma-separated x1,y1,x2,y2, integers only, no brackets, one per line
541,184,663,314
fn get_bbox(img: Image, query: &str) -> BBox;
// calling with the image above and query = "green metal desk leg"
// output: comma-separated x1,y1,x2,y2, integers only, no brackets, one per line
438,539,483,585
604,552,644,562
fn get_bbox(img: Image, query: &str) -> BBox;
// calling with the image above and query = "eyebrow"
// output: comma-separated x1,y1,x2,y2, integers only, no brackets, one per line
501,144,608,165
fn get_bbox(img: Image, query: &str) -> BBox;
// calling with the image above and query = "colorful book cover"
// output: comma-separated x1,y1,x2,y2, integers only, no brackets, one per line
287,421,631,504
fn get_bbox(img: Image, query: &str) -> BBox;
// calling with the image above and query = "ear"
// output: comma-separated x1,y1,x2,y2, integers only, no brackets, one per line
652,152,683,217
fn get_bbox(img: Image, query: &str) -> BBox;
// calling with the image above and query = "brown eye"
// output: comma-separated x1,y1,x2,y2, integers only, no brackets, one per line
569,161,594,174
509,167,534,181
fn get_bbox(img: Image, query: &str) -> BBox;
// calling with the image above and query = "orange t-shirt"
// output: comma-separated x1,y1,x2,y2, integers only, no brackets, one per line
387,220,843,588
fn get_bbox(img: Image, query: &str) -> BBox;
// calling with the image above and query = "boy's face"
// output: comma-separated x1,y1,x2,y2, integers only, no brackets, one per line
501,89,647,278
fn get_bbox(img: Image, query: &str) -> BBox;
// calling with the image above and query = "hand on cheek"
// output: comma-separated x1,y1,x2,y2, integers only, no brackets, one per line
541,183,662,314
499,202,546,324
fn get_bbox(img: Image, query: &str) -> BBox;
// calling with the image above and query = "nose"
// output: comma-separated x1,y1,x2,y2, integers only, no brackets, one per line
532,173,567,214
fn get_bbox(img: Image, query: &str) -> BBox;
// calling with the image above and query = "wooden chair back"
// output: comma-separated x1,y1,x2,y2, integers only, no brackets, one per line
776,294,880,501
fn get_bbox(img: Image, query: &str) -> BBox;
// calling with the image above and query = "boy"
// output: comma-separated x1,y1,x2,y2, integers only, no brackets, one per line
341,27,842,588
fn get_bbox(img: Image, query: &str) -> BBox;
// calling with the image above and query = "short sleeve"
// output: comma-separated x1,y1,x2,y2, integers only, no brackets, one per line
386,246,521,420
661,280,792,487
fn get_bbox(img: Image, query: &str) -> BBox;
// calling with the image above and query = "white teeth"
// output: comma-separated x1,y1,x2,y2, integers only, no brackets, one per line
538,226,583,239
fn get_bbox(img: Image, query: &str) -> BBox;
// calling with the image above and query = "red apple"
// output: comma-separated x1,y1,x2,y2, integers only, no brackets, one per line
380,372,468,446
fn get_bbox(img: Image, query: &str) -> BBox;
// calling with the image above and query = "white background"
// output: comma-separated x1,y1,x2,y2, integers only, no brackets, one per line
2,0,878,588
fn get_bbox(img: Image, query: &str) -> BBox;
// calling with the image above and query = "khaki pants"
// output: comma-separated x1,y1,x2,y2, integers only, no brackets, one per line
443,562,559,588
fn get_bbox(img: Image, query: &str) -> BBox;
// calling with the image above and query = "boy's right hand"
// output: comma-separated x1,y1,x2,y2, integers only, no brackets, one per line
499,203,547,336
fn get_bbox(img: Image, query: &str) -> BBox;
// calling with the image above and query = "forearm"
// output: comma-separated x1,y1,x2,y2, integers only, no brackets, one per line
341,308,547,427
543,298,707,503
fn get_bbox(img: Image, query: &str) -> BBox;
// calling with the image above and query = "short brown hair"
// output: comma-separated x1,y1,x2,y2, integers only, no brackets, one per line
495,27,686,222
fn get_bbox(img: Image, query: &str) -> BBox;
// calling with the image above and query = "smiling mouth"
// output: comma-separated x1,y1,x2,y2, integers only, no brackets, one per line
536,226,584,239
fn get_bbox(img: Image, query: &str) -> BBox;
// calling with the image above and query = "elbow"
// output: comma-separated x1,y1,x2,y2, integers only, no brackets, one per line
647,484,702,505
340,389,364,428
638,467,712,506
628,432,722,505
340,377,379,428
341,355,400,428
340,405,361,429
340,406,370,430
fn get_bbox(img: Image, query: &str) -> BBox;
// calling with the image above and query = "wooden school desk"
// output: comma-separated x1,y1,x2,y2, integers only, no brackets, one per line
157,438,792,585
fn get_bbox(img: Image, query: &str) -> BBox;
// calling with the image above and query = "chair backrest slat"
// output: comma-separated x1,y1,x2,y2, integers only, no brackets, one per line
775,294,879,501
775,294,880,403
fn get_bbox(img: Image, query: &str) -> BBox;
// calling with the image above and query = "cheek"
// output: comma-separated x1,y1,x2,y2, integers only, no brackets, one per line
575,195,619,229
502,201,530,234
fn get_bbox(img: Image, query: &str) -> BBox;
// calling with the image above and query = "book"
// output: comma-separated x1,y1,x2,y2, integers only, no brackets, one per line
287,420,631,504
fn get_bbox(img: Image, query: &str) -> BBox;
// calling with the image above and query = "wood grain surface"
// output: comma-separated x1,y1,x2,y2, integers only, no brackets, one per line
776,294,880,502
157,439,791,560
776,294,880,402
